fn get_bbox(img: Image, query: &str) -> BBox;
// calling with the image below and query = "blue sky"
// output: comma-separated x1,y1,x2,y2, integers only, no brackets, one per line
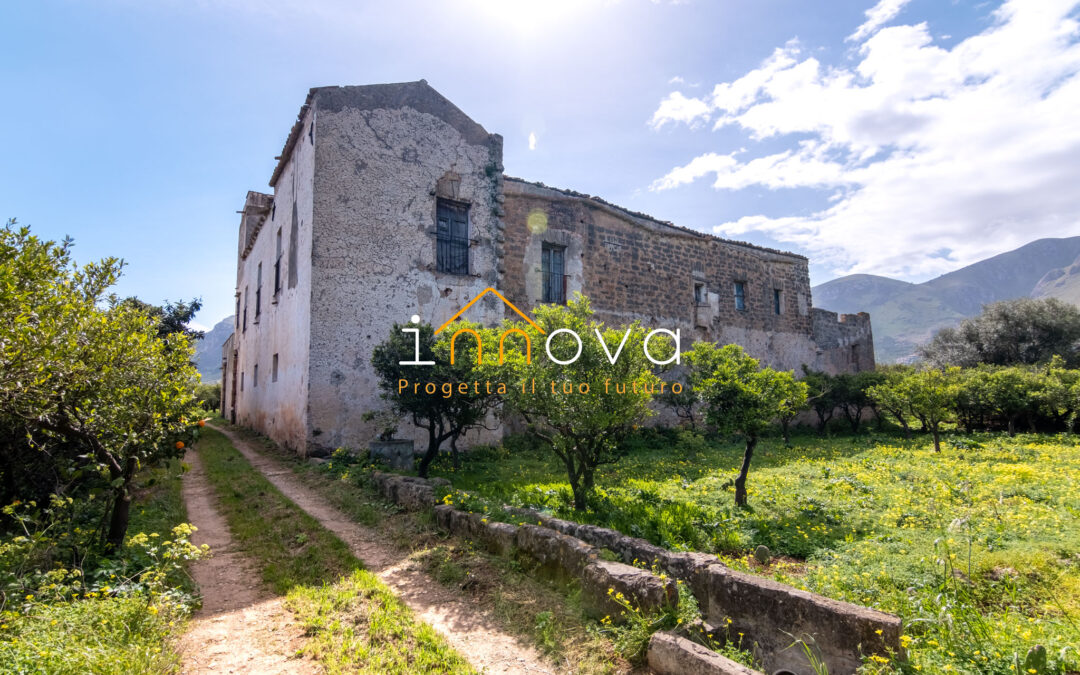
3,0,1079,328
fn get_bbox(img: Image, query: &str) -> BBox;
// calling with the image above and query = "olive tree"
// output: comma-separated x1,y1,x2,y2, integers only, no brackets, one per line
921,297,1080,368
494,295,667,510
689,343,806,506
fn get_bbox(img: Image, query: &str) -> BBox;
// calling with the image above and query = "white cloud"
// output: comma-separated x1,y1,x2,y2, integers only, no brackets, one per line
847,0,913,43
528,131,537,150
649,0,1080,280
649,91,711,129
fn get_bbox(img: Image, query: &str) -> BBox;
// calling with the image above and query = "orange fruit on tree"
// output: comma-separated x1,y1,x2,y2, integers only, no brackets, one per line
197,420,206,428
175,441,185,450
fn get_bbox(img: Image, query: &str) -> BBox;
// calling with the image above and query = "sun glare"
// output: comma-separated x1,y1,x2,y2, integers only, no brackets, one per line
465,0,602,38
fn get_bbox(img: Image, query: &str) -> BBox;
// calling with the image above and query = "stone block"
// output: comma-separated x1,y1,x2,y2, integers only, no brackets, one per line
647,632,763,675
480,521,518,556
700,564,902,675
581,560,677,621
515,524,598,577
368,439,416,470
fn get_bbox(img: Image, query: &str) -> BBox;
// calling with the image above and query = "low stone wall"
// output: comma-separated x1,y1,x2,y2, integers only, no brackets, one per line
431,504,677,619
370,471,903,675
648,632,764,675
693,564,901,675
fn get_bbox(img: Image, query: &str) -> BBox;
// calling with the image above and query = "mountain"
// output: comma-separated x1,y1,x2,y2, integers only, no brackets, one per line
812,236,1080,363
1032,252,1080,305
194,316,234,382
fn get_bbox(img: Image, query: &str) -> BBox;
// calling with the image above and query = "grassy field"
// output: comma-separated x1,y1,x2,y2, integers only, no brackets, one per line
196,427,475,674
424,428,1080,674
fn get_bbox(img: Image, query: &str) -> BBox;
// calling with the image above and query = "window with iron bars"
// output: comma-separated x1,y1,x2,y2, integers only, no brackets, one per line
542,243,567,304
436,199,469,275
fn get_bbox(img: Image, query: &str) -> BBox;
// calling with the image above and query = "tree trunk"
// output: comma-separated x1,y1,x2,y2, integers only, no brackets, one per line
570,478,588,510
815,411,829,435
450,435,461,470
417,425,440,478
900,419,911,440
1007,417,1016,437
781,419,791,446
105,487,131,550
733,436,757,507
931,426,941,453
104,457,137,549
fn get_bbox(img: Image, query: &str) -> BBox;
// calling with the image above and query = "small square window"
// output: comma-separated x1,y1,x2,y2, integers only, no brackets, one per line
694,282,706,306
272,354,279,382
734,281,747,311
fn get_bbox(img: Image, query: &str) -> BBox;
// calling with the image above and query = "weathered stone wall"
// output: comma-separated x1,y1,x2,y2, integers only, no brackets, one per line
305,83,506,454
501,179,872,374
371,470,902,675
229,103,317,453
811,308,876,374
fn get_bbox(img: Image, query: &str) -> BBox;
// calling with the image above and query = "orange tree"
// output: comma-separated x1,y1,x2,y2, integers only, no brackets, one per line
688,343,806,506
492,295,668,510
0,221,200,549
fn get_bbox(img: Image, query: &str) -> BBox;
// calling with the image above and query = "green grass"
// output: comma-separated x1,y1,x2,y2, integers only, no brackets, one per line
0,459,191,674
196,427,475,674
426,428,1080,674
196,427,359,592
284,571,474,674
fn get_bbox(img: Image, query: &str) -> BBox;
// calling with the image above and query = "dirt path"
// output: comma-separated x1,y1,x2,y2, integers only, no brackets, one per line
177,447,317,674
212,424,554,675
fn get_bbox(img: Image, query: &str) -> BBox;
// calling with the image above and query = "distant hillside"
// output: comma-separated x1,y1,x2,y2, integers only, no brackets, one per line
194,316,233,382
813,236,1080,363
1033,253,1080,305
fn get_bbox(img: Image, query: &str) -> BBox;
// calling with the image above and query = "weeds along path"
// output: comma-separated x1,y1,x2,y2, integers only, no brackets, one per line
211,424,554,675
177,447,317,674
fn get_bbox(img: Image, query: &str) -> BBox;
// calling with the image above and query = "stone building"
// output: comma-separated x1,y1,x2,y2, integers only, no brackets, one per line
221,81,873,455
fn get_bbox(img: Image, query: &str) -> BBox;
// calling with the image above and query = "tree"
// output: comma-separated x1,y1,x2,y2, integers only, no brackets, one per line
868,377,912,439
775,374,809,445
370,320,498,478
921,298,1080,368
901,368,958,452
118,296,205,341
984,366,1040,436
951,367,994,433
802,368,839,434
1039,356,1080,429
835,371,886,433
658,368,699,430
690,343,806,506
495,295,666,510
0,222,201,548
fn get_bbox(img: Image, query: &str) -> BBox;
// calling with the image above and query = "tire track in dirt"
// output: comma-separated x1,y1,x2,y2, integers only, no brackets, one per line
212,424,554,675
177,447,317,674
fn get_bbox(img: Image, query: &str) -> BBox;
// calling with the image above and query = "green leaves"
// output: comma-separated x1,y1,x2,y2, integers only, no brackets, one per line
688,343,806,439
0,220,202,546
